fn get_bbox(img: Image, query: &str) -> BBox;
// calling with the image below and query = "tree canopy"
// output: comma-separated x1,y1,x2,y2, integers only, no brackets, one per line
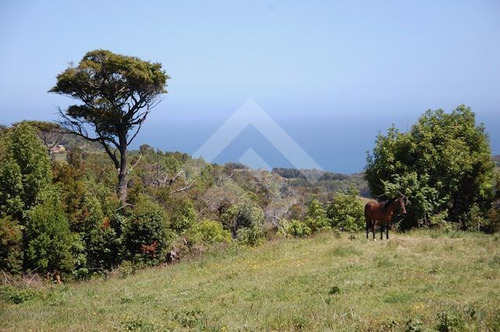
49,49,170,203
365,105,495,229
0,123,52,221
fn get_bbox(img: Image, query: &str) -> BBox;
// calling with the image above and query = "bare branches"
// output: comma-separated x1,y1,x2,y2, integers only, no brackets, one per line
127,154,143,174
171,179,196,194
58,107,121,169
170,170,184,185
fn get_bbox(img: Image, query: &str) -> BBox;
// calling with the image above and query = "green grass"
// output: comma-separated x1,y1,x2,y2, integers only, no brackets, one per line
1,231,499,331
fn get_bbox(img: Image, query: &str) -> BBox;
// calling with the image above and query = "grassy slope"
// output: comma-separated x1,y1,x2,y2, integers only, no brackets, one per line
1,231,499,331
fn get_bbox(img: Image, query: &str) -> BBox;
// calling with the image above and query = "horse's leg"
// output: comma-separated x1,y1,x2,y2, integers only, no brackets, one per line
386,223,389,240
366,218,369,239
372,221,376,240
380,223,384,240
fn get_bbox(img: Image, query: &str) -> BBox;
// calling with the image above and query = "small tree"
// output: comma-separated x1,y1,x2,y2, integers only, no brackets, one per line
25,186,74,274
0,123,52,221
304,198,330,233
122,195,173,265
169,199,197,235
186,219,232,245
221,202,265,244
327,187,365,232
49,50,170,204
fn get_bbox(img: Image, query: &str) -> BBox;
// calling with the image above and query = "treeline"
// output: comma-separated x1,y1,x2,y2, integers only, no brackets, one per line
1,107,499,281
0,123,366,280
272,168,369,197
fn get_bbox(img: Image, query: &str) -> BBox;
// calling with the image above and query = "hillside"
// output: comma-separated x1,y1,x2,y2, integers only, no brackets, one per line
1,231,499,331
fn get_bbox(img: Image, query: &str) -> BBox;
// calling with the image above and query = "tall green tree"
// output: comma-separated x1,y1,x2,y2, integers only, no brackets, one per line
365,106,495,229
49,50,170,204
25,186,74,274
0,123,52,220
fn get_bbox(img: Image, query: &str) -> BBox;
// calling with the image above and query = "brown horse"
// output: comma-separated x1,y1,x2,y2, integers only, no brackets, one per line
365,196,407,240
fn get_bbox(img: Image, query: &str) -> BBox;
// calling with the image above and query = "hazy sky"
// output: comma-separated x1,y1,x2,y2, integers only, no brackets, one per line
1,1,499,173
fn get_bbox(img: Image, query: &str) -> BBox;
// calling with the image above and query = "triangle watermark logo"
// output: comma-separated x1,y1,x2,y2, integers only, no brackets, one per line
193,99,323,171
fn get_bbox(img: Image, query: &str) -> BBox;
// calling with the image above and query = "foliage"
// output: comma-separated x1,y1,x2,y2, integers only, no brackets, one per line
13,120,64,153
0,217,23,274
79,193,120,271
304,198,330,233
169,199,197,234
486,205,500,233
279,219,312,238
236,225,265,246
122,195,173,265
52,148,87,224
185,219,231,245
0,123,52,221
365,106,495,229
24,185,74,274
49,49,170,203
436,308,465,332
326,187,365,232
221,202,265,245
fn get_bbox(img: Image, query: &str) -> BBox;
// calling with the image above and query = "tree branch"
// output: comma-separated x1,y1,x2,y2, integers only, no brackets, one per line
171,179,196,194
127,154,143,174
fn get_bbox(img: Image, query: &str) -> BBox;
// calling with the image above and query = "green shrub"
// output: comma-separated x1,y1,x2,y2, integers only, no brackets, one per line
280,219,312,238
436,308,465,332
186,219,231,245
122,195,174,265
237,226,264,246
485,205,500,233
221,202,265,243
304,198,330,233
169,199,197,234
327,187,364,232
405,317,425,332
0,217,23,274
429,210,451,230
25,186,74,274
79,192,121,271
0,286,41,304
0,123,52,221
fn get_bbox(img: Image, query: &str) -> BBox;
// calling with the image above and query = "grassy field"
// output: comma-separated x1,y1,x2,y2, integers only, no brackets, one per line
1,230,499,331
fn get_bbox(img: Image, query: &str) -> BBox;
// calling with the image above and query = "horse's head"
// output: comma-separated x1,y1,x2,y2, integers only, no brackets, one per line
398,195,407,214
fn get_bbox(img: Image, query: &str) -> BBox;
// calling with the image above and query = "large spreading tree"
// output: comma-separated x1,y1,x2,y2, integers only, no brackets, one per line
365,105,495,230
49,50,169,204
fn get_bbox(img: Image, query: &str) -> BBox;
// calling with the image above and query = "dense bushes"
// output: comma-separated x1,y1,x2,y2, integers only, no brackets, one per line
280,188,364,237
24,186,74,274
221,202,265,245
1,120,498,282
0,217,22,274
186,219,231,245
122,195,173,265
327,187,365,232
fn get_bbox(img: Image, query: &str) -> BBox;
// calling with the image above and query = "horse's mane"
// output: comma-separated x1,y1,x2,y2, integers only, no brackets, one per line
382,197,398,210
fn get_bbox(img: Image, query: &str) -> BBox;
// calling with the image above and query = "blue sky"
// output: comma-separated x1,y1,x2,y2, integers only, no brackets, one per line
1,0,499,173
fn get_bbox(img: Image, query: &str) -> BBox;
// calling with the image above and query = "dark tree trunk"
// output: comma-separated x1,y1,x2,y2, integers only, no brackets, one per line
117,137,128,205
117,164,127,205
